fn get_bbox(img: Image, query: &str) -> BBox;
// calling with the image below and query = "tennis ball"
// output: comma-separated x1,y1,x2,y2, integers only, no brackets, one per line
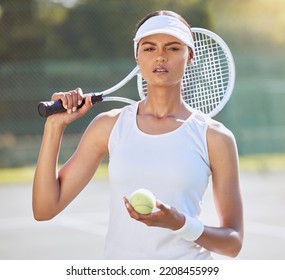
129,188,156,215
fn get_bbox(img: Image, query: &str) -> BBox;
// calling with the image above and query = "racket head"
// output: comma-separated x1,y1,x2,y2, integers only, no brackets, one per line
137,27,235,117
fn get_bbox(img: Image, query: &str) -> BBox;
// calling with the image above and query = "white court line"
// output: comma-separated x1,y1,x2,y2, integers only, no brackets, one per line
202,210,285,240
0,215,284,239
245,220,285,239
54,215,108,236
0,212,108,237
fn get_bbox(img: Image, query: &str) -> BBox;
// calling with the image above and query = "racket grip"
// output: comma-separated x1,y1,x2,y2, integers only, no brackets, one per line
37,94,103,117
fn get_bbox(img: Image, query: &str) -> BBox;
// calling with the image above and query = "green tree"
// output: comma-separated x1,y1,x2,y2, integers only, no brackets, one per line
38,0,213,60
0,0,45,61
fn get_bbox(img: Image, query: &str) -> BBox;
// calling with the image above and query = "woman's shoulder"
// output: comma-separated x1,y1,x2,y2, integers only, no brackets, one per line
90,108,122,130
205,117,237,152
189,110,236,146
208,119,234,139
88,103,136,132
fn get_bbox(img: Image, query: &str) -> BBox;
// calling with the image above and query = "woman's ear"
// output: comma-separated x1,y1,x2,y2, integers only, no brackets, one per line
188,58,194,65
188,49,194,65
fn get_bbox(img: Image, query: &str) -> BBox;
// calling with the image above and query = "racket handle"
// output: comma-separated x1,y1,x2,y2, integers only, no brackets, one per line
37,94,103,117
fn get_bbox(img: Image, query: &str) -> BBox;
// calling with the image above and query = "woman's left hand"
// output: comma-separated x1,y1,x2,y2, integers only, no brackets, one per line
123,197,185,230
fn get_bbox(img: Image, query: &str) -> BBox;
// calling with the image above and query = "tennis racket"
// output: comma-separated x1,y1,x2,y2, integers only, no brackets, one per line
38,27,235,118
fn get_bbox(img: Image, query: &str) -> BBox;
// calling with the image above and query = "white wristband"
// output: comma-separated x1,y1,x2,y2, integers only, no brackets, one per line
173,214,204,242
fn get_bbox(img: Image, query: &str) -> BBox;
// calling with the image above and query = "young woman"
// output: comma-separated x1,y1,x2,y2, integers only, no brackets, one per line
33,10,243,259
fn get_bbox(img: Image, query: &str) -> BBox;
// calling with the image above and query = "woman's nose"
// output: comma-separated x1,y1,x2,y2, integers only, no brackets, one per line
156,54,167,63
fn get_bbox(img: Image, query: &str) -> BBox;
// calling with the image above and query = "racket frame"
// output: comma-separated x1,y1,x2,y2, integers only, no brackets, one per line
38,28,235,118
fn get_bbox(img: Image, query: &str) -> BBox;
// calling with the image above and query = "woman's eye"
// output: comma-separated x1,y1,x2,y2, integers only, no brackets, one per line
144,47,155,51
168,47,179,51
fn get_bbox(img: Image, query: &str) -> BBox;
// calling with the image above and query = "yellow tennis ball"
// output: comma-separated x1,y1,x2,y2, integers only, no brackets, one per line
129,188,156,215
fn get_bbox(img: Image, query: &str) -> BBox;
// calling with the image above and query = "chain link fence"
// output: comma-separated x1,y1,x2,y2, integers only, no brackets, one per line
0,0,285,167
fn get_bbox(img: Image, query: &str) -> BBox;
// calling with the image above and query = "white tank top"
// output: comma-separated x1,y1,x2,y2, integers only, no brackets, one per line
103,102,212,259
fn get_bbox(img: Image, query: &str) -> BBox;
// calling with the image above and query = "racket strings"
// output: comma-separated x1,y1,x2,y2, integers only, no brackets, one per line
183,33,230,114
139,29,234,116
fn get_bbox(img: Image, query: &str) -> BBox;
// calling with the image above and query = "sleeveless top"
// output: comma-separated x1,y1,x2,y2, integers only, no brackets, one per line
103,102,212,259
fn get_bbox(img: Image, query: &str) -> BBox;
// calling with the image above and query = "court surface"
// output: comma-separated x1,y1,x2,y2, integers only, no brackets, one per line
0,170,284,260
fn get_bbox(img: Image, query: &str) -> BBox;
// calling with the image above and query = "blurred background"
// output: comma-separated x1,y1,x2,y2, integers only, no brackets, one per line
0,0,284,167
0,0,285,260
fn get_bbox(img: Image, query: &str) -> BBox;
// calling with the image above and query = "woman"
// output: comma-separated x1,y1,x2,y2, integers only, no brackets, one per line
33,10,243,259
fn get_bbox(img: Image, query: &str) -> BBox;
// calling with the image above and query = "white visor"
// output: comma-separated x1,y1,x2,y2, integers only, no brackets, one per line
133,15,194,57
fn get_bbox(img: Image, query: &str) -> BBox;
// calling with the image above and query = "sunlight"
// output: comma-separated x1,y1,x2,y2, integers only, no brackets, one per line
52,0,79,8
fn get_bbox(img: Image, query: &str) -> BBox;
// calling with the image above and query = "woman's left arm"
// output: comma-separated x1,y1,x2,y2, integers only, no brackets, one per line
195,121,244,257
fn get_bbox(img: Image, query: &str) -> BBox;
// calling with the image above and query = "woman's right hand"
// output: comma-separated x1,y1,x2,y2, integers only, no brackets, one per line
48,87,93,125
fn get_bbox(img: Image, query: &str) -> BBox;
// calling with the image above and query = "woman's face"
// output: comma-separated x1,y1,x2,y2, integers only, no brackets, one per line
136,33,191,89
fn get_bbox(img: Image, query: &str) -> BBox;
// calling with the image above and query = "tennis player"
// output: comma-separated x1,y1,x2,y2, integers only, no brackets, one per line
33,10,243,259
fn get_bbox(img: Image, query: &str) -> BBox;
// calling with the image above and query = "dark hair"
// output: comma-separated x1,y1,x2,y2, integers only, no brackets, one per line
134,10,193,37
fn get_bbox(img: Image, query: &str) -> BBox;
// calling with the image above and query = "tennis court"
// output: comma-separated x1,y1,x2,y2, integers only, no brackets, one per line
0,169,284,260
0,0,284,265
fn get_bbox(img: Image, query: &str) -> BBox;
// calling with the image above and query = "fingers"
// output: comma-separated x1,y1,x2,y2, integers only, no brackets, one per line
51,88,88,114
124,197,169,219
156,199,171,211
124,197,186,230
123,197,141,220
124,196,154,227
123,197,170,227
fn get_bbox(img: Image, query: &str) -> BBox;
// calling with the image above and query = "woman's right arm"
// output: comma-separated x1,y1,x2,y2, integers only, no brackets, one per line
32,88,93,220
32,119,67,220
32,88,114,221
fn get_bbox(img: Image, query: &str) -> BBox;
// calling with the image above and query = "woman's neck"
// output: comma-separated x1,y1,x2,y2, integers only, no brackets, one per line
140,85,187,119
